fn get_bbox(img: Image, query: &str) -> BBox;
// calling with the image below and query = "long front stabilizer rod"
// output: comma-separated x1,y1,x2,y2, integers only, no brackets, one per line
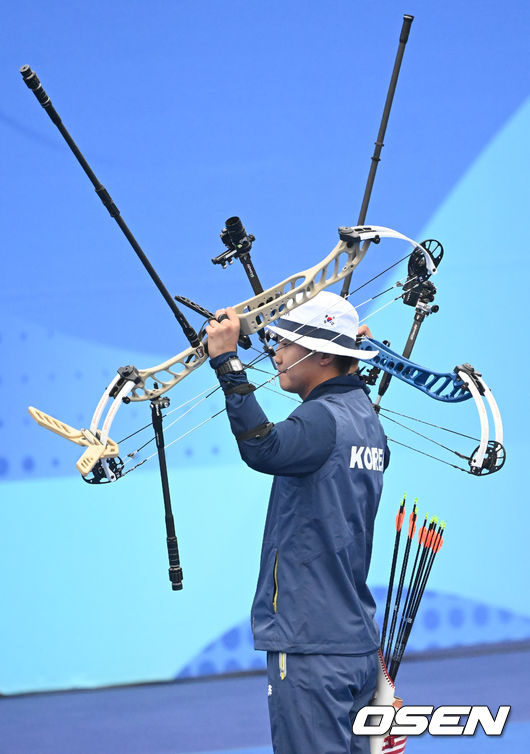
20,65,201,349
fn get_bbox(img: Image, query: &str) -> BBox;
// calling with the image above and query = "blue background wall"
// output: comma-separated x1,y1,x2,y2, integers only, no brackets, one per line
1,0,528,694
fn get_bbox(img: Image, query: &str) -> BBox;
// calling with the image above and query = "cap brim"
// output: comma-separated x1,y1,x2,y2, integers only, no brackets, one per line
267,324,379,359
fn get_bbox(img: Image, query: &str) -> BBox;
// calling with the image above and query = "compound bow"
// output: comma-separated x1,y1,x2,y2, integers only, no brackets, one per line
20,19,505,598
27,220,504,481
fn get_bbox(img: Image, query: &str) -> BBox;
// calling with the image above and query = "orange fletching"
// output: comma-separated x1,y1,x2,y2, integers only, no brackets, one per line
408,511,417,538
425,526,435,549
418,515,429,545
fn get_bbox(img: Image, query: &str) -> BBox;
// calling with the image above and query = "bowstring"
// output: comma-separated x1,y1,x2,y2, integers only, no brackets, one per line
120,359,301,470
386,438,468,473
378,412,470,460
378,406,482,442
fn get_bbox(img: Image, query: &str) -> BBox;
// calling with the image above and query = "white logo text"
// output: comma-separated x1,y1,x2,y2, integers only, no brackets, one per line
352,705,511,736
350,446,384,471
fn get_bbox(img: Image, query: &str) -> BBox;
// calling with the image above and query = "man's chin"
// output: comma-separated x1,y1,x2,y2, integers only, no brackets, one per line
279,376,298,395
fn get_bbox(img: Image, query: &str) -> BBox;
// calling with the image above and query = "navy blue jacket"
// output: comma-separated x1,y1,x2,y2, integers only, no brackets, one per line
211,353,389,654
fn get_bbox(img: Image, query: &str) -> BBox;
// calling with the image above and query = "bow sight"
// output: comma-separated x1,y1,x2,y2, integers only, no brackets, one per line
214,216,256,269
365,238,444,407
213,216,276,362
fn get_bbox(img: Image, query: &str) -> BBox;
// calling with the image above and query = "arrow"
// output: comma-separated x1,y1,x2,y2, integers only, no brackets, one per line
381,494,406,658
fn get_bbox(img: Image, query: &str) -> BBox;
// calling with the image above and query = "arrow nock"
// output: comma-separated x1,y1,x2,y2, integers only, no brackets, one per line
396,495,406,531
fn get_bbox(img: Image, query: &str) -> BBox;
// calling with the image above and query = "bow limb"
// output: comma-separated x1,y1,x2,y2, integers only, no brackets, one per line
454,365,505,475
26,346,211,479
358,340,505,475
84,375,138,480
28,376,138,481
27,403,122,479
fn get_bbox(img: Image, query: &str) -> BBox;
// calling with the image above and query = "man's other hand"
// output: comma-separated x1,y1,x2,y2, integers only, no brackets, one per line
357,324,373,339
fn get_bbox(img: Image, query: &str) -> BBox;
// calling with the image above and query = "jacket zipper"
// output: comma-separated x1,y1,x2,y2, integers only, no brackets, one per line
273,551,286,679
272,550,279,613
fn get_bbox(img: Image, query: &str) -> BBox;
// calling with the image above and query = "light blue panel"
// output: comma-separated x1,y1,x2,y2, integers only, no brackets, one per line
368,97,530,618
0,464,272,694
178,591,530,679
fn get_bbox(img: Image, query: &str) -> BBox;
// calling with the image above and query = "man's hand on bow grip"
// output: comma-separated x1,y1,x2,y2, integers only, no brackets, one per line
206,307,241,358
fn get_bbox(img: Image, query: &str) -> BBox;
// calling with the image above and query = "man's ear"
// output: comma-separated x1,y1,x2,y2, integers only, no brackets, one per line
319,353,335,367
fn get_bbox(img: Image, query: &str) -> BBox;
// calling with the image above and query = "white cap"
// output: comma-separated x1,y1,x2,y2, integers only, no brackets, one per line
266,291,379,359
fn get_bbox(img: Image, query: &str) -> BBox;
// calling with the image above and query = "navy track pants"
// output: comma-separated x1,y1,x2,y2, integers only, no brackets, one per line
266,650,378,754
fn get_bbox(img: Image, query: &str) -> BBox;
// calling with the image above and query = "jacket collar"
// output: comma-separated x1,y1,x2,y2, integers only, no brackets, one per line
304,373,370,402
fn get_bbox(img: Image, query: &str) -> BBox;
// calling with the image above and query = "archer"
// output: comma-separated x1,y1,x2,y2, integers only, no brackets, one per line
206,291,389,754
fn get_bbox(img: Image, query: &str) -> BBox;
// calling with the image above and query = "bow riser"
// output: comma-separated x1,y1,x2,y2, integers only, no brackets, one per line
128,235,366,400
133,347,209,400
359,339,470,403
233,218,434,332
131,226,433,401
235,236,365,336
130,236,368,400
